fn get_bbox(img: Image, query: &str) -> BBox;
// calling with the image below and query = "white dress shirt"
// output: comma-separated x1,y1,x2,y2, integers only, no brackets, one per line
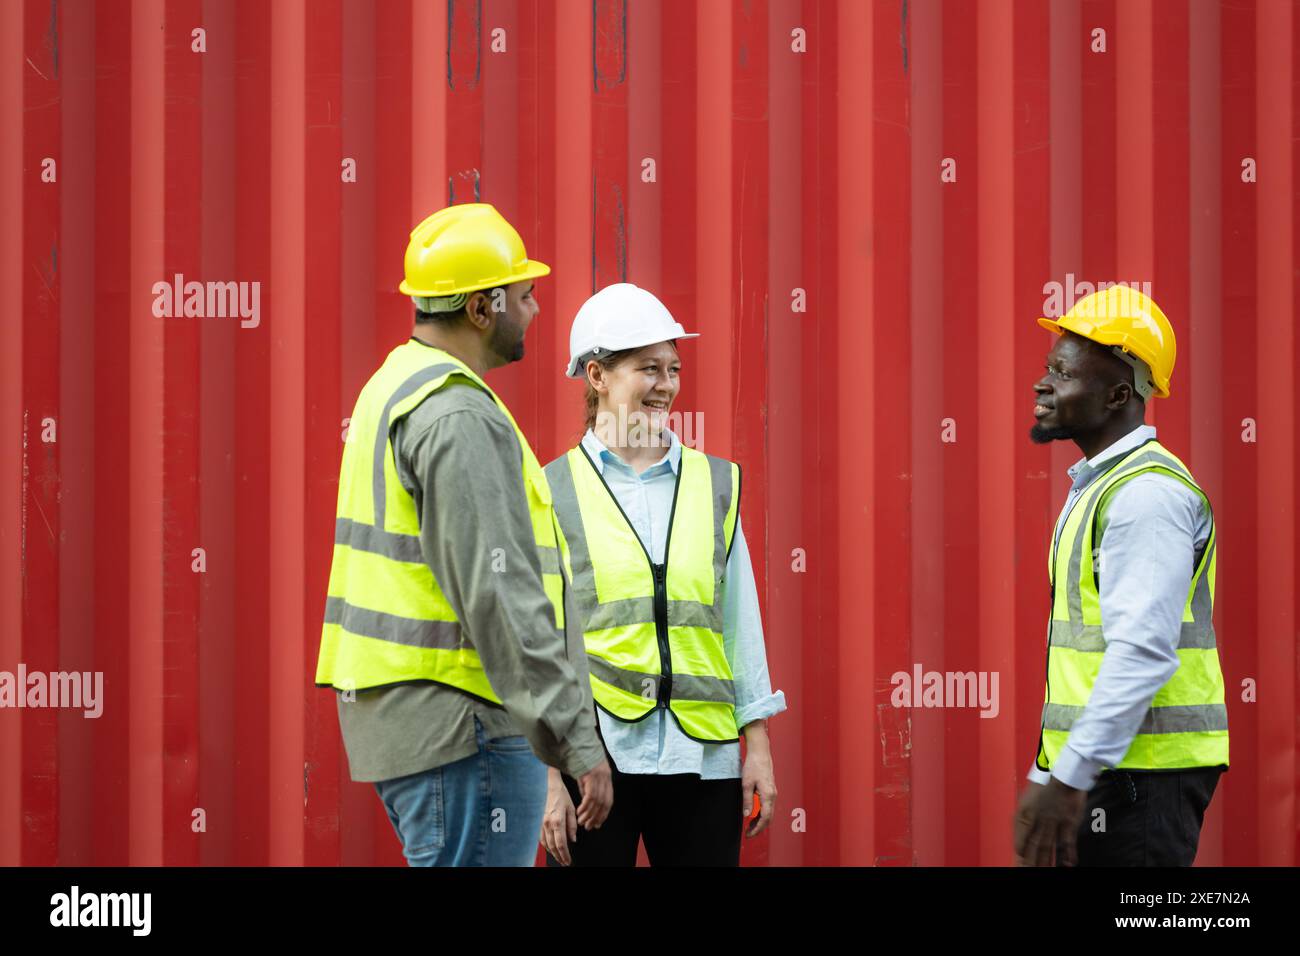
1027,425,1213,791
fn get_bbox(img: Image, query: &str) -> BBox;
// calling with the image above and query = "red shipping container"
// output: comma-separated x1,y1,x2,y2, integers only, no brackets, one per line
0,0,1294,867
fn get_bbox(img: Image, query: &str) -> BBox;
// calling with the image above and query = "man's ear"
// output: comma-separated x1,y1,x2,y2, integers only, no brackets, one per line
465,290,491,330
1107,380,1134,411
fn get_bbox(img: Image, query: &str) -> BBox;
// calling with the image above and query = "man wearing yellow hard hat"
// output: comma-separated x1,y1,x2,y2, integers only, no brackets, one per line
315,203,612,865
1013,285,1228,867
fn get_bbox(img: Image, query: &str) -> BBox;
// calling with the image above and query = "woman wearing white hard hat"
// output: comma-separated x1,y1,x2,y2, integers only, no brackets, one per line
538,283,785,866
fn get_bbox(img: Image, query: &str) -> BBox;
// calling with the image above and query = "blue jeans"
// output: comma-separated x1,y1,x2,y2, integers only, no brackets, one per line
374,716,547,867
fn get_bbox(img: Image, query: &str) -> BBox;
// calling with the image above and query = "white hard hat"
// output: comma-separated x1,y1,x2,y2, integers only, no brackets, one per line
565,283,699,378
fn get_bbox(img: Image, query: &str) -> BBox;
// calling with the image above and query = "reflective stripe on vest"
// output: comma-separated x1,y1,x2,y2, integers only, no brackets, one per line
544,443,741,743
1037,439,1229,772
315,340,567,699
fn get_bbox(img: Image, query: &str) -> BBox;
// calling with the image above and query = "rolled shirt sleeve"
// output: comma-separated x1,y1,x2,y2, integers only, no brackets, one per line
399,387,605,780
721,517,787,728
1049,474,1204,791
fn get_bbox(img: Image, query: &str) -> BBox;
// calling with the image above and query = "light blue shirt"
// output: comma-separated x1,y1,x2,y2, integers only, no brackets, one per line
576,428,786,779
1027,424,1214,791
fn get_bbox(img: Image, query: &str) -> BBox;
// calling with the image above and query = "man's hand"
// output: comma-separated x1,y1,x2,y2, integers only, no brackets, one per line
1014,776,1089,866
741,722,777,838
539,768,578,865
574,757,613,830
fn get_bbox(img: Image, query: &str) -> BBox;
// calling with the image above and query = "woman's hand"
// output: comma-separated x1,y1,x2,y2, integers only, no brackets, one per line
741,721,777,838
540,767,578,865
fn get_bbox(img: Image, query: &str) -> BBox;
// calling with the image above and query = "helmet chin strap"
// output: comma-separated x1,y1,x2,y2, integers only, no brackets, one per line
413,292,469,313
573,348,604,373
1109,346,1155,401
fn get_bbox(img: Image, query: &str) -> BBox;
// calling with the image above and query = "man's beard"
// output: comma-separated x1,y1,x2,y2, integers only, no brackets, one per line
488,318,525,364
1029,422,1075,444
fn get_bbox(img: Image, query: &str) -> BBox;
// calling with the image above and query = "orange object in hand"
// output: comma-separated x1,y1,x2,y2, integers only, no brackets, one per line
748,794,761,821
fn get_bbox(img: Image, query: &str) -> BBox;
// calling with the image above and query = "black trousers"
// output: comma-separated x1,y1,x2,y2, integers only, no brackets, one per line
1067,766,1225,866
545,759,743,867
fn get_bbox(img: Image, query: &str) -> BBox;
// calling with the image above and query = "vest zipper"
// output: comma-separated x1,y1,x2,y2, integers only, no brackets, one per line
653,563,672,708
1039,483,1088,771
1039,489,1086,770
1034,580,1054,771
577,444,684,712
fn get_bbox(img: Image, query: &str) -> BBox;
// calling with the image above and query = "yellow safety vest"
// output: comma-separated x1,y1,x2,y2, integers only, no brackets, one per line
1037,438,1229,771
315,340,566,701
544,443,741,742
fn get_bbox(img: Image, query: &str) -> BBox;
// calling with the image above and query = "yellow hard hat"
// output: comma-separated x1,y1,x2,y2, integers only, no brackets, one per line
398,203,551,298
1038,285,1176,398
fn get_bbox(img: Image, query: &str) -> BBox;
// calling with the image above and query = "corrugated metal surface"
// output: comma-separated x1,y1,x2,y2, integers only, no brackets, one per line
1,0,1295,866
